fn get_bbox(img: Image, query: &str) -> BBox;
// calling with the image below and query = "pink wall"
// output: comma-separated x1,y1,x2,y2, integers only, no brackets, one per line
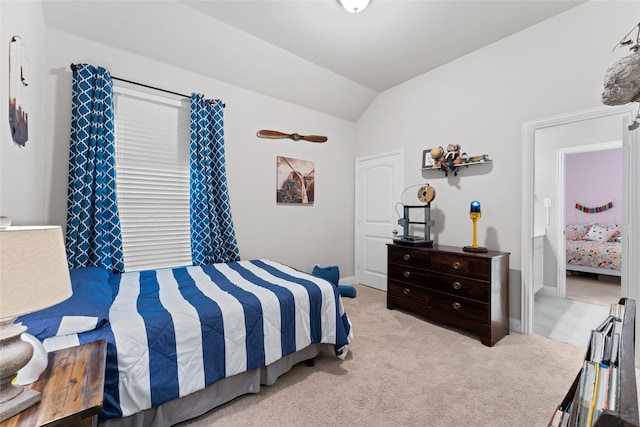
564,148,622,225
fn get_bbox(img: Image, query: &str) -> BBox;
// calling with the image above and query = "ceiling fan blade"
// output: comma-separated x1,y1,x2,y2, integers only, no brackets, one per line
256,129,327,143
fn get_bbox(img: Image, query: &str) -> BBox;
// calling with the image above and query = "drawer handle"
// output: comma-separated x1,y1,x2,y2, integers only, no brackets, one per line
403,271,411,278
452,302,462,311
403,288,410,295
403,254,411,261
452,281,462,290
452,261,462,270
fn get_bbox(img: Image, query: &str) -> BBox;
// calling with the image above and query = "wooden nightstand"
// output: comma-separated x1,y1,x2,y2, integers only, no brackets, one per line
0,339,106,427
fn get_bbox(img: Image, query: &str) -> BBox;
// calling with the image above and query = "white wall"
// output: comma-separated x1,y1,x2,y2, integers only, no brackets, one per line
44,29,356,276
0,1,47,225
355,1,637,319
1,3,356,277
564,149,622,226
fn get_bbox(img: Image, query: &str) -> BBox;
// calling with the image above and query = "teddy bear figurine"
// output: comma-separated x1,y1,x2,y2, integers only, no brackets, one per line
442,144,462,173
445,144,461,162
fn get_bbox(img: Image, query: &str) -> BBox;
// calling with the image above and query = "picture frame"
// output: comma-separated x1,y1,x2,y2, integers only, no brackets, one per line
422,149,435,168
9,36,28,146
276,156,315,204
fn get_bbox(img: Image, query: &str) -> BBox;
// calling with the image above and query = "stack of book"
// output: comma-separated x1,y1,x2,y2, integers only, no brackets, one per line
548,302,625,427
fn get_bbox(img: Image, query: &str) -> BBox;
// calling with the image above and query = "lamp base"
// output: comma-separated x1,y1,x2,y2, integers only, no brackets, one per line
0,318,41,422
0,386,41,422
463,246,488,253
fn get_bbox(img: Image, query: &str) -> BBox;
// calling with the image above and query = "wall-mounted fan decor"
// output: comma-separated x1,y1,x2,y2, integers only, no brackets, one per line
257,130,327,143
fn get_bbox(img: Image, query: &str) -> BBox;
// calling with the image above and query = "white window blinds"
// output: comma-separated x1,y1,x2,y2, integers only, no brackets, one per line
113,86,192,271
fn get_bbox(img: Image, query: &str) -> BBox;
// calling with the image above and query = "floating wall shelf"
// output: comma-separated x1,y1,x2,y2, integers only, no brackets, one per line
421,160,492,177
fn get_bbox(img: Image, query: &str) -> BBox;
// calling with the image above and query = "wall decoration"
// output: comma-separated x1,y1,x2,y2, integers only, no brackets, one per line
9,36,28,146
575,201,613,213
422,144,491,177
422,149,435,168
258,129,327,143
276,156,315,204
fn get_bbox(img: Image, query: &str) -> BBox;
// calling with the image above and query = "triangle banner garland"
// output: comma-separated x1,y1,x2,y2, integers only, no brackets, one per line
575,202,613,213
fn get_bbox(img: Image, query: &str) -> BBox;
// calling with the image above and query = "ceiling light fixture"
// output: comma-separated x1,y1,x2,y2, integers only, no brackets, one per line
339,0,371,14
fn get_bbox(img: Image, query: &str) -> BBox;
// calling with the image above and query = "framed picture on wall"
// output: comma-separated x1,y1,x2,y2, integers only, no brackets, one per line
276,156,315,204
422,149,435,168
9,36,28,146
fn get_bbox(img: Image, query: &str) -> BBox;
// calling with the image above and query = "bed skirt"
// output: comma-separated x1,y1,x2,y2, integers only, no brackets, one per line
100,343,330,427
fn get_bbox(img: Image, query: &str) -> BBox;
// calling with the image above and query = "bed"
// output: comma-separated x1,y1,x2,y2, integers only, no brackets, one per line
18,259,352,427
565,223,622,277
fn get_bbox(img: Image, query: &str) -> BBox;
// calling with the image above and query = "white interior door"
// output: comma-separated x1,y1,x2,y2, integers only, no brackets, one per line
355,150,403,291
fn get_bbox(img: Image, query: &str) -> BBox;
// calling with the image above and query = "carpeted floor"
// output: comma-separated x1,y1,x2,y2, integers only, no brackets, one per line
179,284,584,427
566,273,620,307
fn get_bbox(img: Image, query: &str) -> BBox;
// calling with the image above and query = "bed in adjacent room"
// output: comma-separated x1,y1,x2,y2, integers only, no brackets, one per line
18,259,352,427
565,223,622,277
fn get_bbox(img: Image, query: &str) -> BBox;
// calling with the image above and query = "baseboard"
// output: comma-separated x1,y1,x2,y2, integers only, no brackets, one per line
538,285,558,297
509,317,522,334
339,276,356,286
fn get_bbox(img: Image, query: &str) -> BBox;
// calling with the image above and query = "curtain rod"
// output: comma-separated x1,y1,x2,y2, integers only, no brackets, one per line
70,64,225,108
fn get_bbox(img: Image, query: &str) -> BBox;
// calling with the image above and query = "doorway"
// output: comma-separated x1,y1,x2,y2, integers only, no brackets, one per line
521,105,639,358
559,142,622,305
532,139,624,348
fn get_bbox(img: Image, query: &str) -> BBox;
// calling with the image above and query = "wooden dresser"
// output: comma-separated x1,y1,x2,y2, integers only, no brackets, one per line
387,244,510,346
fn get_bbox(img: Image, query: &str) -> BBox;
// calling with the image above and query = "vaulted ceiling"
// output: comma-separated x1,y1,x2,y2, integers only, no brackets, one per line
42,0,584,122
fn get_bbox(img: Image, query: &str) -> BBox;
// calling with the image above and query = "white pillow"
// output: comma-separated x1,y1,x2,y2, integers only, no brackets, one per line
583,225,616,242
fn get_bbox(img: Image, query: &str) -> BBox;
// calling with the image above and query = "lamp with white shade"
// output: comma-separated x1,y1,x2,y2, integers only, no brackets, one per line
339,0,371,13
0,226,72,422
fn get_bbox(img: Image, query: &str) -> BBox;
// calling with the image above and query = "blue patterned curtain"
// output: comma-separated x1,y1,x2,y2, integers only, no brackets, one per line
65,64,124,273
190,94,239,265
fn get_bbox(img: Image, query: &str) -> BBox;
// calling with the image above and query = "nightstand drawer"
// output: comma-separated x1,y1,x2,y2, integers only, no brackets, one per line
430,252,489,280
388,246,430,268
388,280,430,307
429,292,489,325
427,271,490,302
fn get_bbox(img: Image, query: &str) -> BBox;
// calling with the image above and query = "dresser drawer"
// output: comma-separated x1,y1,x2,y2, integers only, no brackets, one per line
388,264,430,285
430,252,489,280
427,271,490,302
429,292,489,325
388,280,430,307
388,246,430,268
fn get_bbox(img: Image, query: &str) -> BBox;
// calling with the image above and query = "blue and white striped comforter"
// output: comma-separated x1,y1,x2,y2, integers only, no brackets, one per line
68,259,352,420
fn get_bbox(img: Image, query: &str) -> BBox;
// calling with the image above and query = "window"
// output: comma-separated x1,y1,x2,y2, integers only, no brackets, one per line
113,85,192,271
